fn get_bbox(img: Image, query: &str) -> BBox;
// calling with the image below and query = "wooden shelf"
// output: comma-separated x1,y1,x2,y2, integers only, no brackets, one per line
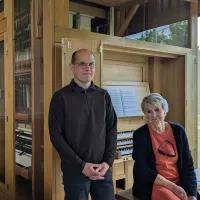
16,164,32,180
15,69,31,76
15,79,31,84
15,112,31,121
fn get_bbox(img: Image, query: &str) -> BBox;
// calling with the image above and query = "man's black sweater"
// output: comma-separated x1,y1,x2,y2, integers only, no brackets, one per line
48,79,117,172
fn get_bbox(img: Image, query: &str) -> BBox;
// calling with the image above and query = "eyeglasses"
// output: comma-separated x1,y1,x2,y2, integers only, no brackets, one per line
75,62,95,69
157,140,176,157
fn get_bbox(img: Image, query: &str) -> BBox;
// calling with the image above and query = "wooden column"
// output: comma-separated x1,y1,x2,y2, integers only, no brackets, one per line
43,1,69,200
31,0,44,199
188,1,199,167
109,7,114,36
4,0,15,199
189,1,198,50
43,0,55,199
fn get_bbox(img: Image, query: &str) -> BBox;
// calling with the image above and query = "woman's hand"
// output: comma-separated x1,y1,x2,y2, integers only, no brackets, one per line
170,184,188,200
155,174,188,200
188,196,197,200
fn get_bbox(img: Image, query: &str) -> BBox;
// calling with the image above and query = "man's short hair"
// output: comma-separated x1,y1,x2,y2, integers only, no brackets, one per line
71,49,95,64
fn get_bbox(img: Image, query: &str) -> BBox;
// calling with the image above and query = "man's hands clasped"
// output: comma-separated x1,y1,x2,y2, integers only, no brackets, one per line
82,162,109,180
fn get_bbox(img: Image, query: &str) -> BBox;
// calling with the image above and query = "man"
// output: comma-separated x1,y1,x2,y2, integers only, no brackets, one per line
48,49,117,200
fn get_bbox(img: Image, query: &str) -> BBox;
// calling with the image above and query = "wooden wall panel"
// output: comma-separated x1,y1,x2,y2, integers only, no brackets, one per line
148,0,189,29
55,152,64,200
126,0,189,36
103,52,147,83
125,160,134,189
148,56,185,127
162,57,185,126
148,55,199,163
103,52,147,63
55,0,69,27
199,0,200,13
117,117,145,132
0,117,5,180
103,60,144,82
185,54,197,163
148,57,163,93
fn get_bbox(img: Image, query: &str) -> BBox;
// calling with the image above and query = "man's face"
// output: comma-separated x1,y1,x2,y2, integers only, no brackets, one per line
70,50,95,85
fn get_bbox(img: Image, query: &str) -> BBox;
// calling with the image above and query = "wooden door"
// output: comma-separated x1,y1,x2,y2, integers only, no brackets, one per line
0,31,15,200
53,38,101,200
61,37,101,87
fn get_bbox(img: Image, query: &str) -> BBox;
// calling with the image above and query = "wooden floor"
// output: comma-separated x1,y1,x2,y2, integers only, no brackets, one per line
0,175,32,200
16,175,32,200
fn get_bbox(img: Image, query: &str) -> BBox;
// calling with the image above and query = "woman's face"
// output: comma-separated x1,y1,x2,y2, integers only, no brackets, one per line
144,102,166,126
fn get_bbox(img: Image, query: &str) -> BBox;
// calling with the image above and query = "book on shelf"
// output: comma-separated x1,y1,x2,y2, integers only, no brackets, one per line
16,83,31,109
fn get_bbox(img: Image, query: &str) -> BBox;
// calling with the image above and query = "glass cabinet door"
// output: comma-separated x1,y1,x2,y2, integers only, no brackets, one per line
0,30,15,199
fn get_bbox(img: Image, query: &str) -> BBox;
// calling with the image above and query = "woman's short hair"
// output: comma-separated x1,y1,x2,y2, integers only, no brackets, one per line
141,93,169,113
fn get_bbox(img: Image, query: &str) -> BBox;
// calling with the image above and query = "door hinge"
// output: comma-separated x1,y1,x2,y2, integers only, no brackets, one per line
62,43,67,54
194,58,197,64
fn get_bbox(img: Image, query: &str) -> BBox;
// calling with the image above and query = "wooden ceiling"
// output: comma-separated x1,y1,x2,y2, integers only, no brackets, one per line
84,0,135,7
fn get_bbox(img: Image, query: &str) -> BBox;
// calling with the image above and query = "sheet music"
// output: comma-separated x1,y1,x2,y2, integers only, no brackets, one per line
106,87,139,117
107,88,124,117
121,89,138,116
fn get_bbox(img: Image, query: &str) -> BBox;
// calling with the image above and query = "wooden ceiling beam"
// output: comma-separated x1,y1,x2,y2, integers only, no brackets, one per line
84,0,133,7
184,0,198,3
69,2,107,19
116,0,145,10
116,4,140,37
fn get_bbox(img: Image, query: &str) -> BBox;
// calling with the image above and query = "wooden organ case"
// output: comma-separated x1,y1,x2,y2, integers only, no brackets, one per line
60,29,197,196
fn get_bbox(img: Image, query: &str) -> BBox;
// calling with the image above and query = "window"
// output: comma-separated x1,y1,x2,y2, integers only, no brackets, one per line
125,20,189,48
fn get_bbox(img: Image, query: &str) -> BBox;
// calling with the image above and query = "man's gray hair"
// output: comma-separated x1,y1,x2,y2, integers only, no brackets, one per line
141,93,169,113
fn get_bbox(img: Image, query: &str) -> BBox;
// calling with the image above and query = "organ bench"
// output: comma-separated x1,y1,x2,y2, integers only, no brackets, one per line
115,189,139,200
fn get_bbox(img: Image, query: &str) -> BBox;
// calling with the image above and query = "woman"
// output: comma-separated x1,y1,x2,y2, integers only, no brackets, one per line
132,93,199,200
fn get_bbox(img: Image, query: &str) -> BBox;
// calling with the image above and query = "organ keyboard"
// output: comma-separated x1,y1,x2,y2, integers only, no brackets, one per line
15,128,32,167
116,130,134,159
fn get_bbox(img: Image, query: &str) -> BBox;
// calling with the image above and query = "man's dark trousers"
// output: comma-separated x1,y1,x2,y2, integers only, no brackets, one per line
63,169,115,200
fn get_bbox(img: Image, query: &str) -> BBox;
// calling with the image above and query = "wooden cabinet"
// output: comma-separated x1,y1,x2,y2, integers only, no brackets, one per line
0,3,44,198
0,1,15,199
14,0,44,199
